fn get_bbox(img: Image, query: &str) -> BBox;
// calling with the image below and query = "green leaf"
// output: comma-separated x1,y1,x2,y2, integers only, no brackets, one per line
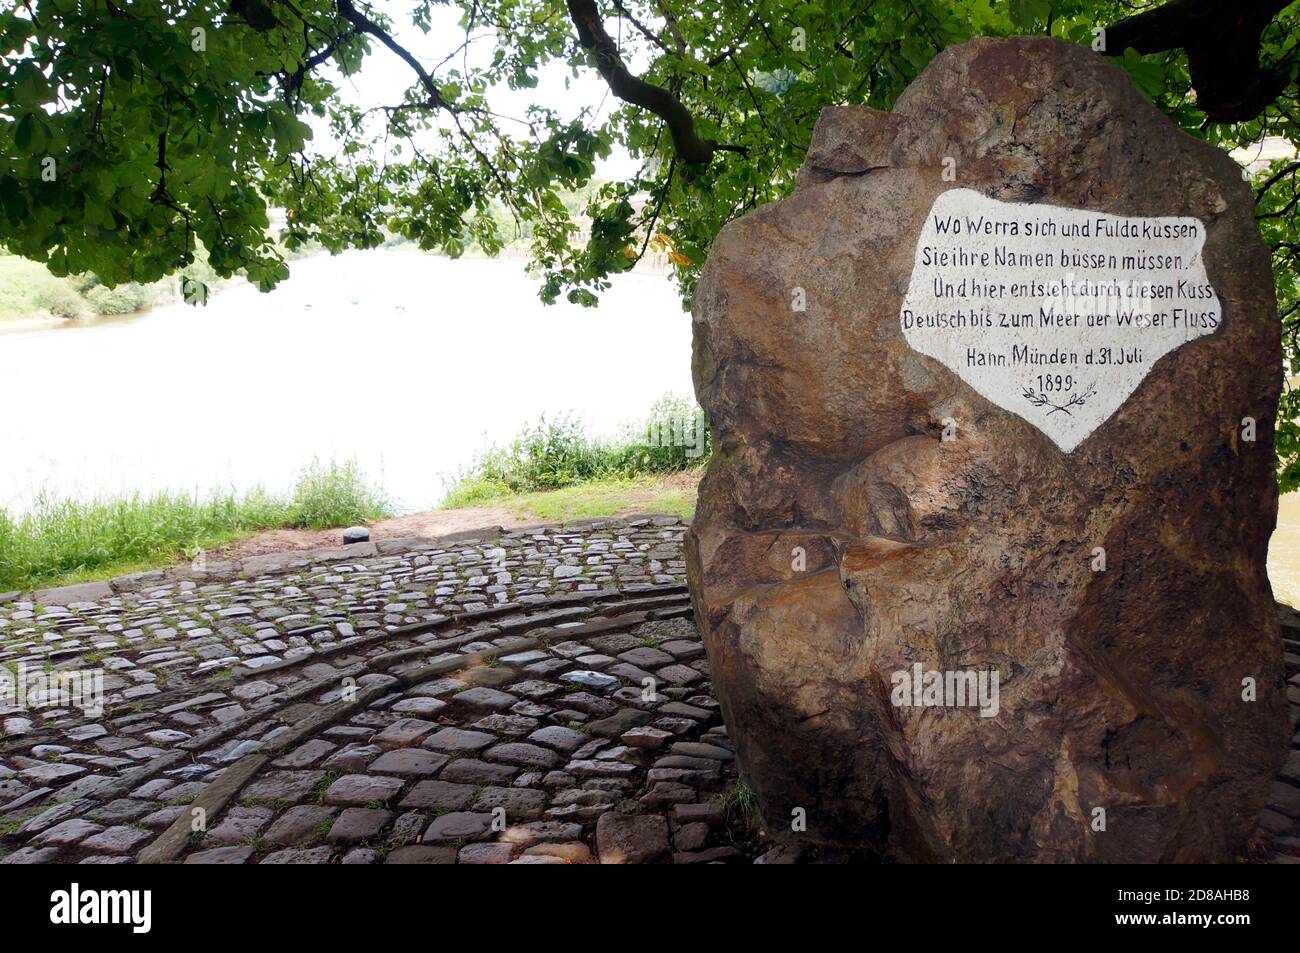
13,113,45,154
1118,47,1168,100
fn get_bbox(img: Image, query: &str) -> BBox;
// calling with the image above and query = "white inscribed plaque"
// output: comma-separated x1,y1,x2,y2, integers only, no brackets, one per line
900,188,1220,451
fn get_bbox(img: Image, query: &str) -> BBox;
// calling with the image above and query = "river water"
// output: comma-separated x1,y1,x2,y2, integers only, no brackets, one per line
4,247,1299,606
0,249,693,516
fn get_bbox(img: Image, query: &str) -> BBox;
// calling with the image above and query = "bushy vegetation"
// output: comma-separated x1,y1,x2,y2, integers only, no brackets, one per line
0,244,285,324
441,395,711,507
0,250,214,323
0,460,391,591
283,459,391,531
80,281,156,315
29,278,88,319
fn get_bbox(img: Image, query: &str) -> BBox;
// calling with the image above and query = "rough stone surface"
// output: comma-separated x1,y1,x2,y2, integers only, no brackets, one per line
686,36,1288,863
595,812,669,864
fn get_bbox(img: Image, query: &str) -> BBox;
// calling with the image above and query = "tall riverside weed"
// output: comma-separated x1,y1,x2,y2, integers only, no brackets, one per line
0,460,390,590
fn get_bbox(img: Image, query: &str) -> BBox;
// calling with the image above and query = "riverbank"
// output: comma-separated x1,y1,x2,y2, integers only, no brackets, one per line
0,254,190,328
0,385,707,593
0,461,391,593
0,471,701,594
14,465,1300,638
216,470,699,560
0,244,317,329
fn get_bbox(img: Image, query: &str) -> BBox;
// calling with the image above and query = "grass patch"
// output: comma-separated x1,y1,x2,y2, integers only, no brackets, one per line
718,781,760,825
0,459,390,592
440,394,710,508
491,473,698,523
0,809,39,837
310,770,341,805
718,780,764,854
284,459,391,530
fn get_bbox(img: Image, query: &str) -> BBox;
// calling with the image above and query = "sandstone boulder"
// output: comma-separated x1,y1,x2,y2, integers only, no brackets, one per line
686,36,1288,862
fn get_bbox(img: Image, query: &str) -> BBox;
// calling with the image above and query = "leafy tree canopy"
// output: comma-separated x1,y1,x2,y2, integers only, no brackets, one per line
1,0,1299,473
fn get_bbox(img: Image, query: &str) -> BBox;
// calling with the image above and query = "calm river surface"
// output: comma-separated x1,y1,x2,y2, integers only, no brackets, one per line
0,250,692,516
4,247,1300,606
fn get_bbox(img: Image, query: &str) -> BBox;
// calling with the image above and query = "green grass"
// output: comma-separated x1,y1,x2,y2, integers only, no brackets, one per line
718,781,764,854
441,394,710,509
0,459,390,592
486,474,698,523
0,395,705,593
718,781,760,825
310,770,341,805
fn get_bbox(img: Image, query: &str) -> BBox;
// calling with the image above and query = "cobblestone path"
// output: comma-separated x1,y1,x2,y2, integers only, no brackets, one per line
1,516,1297,864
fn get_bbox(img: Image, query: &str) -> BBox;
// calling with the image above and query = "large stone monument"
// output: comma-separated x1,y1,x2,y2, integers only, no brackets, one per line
686,36,1289,862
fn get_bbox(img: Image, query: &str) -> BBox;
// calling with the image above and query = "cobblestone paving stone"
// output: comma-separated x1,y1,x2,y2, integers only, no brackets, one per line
1,515,1297,864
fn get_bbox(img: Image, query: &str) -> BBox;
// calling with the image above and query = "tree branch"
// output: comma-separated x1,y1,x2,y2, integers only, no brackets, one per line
611,0,676,57
68,67,108,175
1256,159,1300,202
1102,0,1293,122
334,0,453,112
565,0,724,165
706,11,761,67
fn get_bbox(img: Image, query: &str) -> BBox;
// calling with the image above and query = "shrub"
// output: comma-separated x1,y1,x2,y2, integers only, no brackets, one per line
287,459,392,529
610,393,712,475
32,281,87,318
83,282,154,315
473,414,613,494
441,395,711,506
